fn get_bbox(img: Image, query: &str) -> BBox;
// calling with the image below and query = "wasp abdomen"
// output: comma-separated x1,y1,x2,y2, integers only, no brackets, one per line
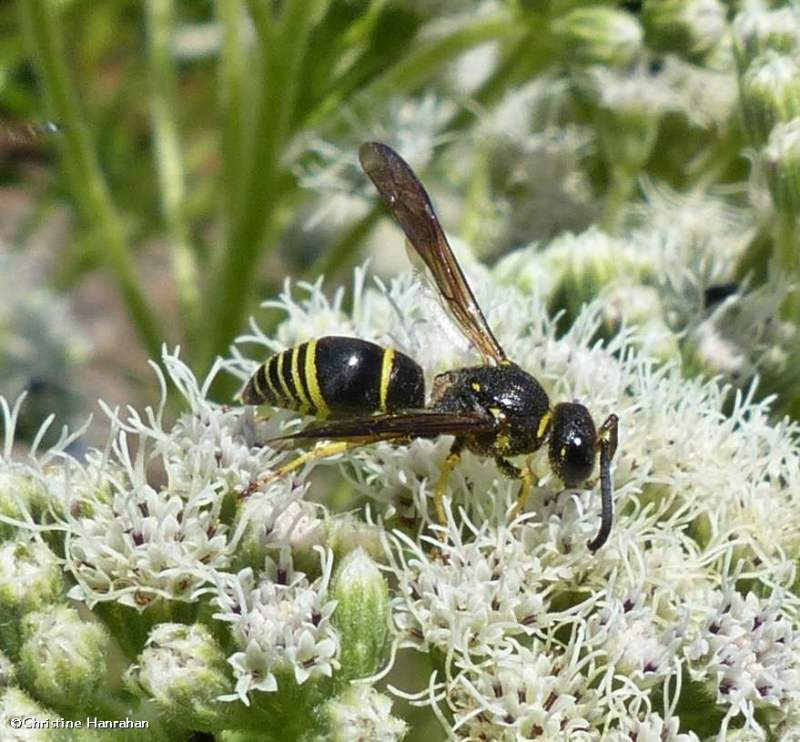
242,336,425,416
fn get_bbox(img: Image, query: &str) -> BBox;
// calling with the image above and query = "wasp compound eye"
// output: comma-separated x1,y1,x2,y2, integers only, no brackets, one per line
548,402,596,488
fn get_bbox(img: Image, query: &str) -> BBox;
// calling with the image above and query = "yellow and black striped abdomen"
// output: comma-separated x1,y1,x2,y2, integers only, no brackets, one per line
242,336,425,417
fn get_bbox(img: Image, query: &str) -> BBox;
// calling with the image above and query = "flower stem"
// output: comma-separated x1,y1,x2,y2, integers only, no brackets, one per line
311,13,523,133
205,0,326,369
216,0,248,226
146,0,202,356
776,212,800,319
17,0,163,359
307,205,382,281
602,165,637,232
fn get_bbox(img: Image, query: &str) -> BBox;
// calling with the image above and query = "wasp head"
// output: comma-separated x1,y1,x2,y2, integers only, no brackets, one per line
548,402,596,487
547,402,619,552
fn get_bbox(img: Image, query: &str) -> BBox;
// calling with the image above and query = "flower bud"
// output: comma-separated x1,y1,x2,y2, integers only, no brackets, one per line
0,471,48,540
602,285,680,363
582,64,664,177
0,535,64,653
0,688,60,741
332,548,389,681
643,0,727,61
548,228,655,322
733,7,800,69
321,686,408,742
233,497,326,574
326,514,384,562
126,622,232,731
740,51,800,147
686,321,745,379
0,652,14,690
763,117,800,219
551,8,643,68
18,606,109,710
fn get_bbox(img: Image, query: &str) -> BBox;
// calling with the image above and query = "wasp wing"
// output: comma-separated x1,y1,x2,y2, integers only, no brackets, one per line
359,141,507,365
269,409,496,447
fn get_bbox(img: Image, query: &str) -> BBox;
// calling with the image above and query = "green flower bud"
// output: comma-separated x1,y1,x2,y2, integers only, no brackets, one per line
733,8,800,69
126,622,233,731
581,63,664,176
763,117,800,219
320,686,408,742
326,514,383,563
0,535,64,652
496,229,656,309
233,499,326,574
0,471,48,539
643,0,726,61
0,651,15,691
18,606,109,710
551,8,643,68
602,285,680,363
740,51,800,147
544,228,656,323
0,688,60,741
332,548,389,681
685,321,745,379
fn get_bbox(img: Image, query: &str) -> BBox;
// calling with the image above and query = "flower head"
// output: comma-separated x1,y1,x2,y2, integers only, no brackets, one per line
213,549,340,703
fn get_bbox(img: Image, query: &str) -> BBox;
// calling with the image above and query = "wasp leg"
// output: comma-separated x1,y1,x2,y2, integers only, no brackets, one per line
587,413,619,552
257,441,365,488
495,457,521,479
497,457,539,521
433,438,465,541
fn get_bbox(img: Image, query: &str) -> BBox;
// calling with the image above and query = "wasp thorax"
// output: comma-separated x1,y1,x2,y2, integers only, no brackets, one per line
548,402,597,487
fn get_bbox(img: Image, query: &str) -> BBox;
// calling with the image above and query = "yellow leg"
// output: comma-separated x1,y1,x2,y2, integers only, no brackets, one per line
508,464,538,521
257,441,363,489
433,450,461,537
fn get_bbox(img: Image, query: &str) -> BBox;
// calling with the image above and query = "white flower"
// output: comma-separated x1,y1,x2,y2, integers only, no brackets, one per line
322,685,408,742
214,549,340,703
43,350,292,610
296,94,455,234
445,640,606,740
686,587,800,737
607,711,700,742
471,79,596,247
2,223,799,737
587,596,680,689
387,521,573,658
582,61,680,119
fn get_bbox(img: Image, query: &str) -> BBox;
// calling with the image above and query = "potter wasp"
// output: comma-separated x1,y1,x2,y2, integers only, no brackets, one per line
243,142,619,551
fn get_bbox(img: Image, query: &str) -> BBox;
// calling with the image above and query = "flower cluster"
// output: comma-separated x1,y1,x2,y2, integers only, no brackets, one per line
214,552,340,700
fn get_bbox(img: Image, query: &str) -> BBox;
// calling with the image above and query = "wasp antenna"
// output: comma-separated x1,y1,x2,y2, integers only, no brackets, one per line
587,414,618,553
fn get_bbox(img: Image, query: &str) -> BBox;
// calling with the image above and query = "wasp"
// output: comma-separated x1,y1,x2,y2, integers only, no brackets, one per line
243,142,619,551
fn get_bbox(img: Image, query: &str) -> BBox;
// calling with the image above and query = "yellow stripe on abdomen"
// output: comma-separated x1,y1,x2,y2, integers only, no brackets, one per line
379,348,395,412
291,345,311,413
276,350,296,405
304,339,330,417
